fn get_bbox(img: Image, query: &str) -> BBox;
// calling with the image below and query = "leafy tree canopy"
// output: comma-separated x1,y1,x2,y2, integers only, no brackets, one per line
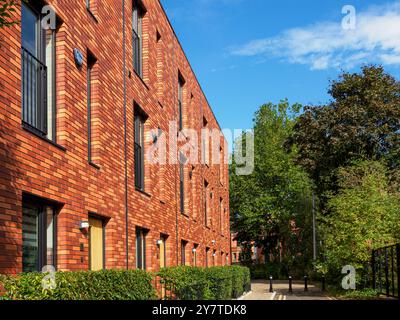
230,100,313,264
320,160,400,276
287,66,400,210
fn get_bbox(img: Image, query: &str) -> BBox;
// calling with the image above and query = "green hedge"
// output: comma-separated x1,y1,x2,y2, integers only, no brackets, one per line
157,266,250,300
0,270,156,300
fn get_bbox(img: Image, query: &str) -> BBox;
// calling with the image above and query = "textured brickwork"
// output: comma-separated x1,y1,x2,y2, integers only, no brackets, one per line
0,0,230,274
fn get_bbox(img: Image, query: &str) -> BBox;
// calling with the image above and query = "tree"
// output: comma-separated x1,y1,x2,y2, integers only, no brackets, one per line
0,0,18,28
230,100,313,267
287,66,400,212
320,161,400,286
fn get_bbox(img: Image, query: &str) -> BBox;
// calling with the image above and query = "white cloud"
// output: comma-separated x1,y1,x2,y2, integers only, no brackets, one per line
230,2,400,70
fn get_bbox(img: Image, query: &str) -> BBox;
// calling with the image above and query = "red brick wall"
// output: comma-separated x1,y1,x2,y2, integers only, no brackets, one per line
0,0,230,274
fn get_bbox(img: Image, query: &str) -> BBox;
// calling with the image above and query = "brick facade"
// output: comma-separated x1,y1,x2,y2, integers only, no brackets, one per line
0,0,230,274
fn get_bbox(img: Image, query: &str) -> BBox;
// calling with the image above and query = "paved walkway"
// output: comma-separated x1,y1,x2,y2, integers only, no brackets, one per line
241,280,275,300
241,280,335,300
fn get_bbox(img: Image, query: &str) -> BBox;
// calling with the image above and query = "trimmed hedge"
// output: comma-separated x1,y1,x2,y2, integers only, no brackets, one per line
158,266,250,300
0,270,157,300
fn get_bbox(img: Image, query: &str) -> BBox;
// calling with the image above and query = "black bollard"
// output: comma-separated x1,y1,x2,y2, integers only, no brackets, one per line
304,275,308,292
322,276,326,292
269,276,273,293
288,276,293,294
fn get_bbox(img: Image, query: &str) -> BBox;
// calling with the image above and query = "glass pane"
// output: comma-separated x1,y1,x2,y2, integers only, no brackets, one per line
22,205,39,272
136,229,142,269
21,3,38,56
46,207,54,267
45,30,54,140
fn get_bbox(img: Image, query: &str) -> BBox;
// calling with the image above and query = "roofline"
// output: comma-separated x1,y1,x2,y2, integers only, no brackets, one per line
157,0,226,139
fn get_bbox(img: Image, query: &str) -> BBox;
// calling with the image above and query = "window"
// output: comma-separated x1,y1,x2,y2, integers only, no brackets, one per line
156,30,163,101
87,51,97,164
181,240,187,265
134,111,145,190
136,227,147,270
159,235,167,269
179,153,186,215
219,198,223,234
204,180,209,227
193,244,198,266
202,117,209,165
178,74,185,131
212,250,216,266
89,215,105,271
21,2,57,141
205,247,210,267
22,196,57,272
132,0,144,77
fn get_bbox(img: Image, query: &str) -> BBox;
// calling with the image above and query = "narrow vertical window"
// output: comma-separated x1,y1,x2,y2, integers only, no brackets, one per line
202,117,209,165
212,250,216,266
136,227,147,270
21,2,57,141
205,248,210,267
134,110,145,190
179,153,186,215
132,0,144,77
156,31,163,101
204,180,209,227
178,74,185,131
219,197,223,234
181,240,187,266
22,196,57,272
159,235,167,269
193,245,198,266
87,51,97,164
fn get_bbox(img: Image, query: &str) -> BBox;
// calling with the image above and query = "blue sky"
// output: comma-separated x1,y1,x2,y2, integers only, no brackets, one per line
161,0,400,131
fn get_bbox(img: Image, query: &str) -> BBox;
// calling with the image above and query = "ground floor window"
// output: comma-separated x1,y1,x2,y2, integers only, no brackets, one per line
22,197,57,272
136,227,147,270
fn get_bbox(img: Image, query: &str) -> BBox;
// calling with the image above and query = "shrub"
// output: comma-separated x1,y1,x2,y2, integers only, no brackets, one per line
157,266,250,300
158,266,211,300
230,265,251,298
205,267,232,299
0,270,156,300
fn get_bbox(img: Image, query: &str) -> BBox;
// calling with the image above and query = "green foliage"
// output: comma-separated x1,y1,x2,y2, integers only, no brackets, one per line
289,66,400,212
230,100,314,268
319,161,400,287
340,288,380,300
0,0,18,28
0,270,157,300
157,266,250,300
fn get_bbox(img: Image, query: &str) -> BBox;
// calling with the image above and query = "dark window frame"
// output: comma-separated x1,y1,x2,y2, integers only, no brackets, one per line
132,0,145,78
87,51,97,165
178,74,185,131
136,227,147,270
134,105,147,191
179,152,186,215
22,194,59,273
181,240,187,266
21,1,57,142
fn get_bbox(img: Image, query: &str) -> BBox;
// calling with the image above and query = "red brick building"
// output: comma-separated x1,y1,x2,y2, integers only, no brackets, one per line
0,0,230,274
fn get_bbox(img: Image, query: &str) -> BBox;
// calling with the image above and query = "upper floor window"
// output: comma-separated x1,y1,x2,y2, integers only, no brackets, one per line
134,108,146,191
21,2,57,141
178,74,185,131
179,153,186,215
132,0,144,77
